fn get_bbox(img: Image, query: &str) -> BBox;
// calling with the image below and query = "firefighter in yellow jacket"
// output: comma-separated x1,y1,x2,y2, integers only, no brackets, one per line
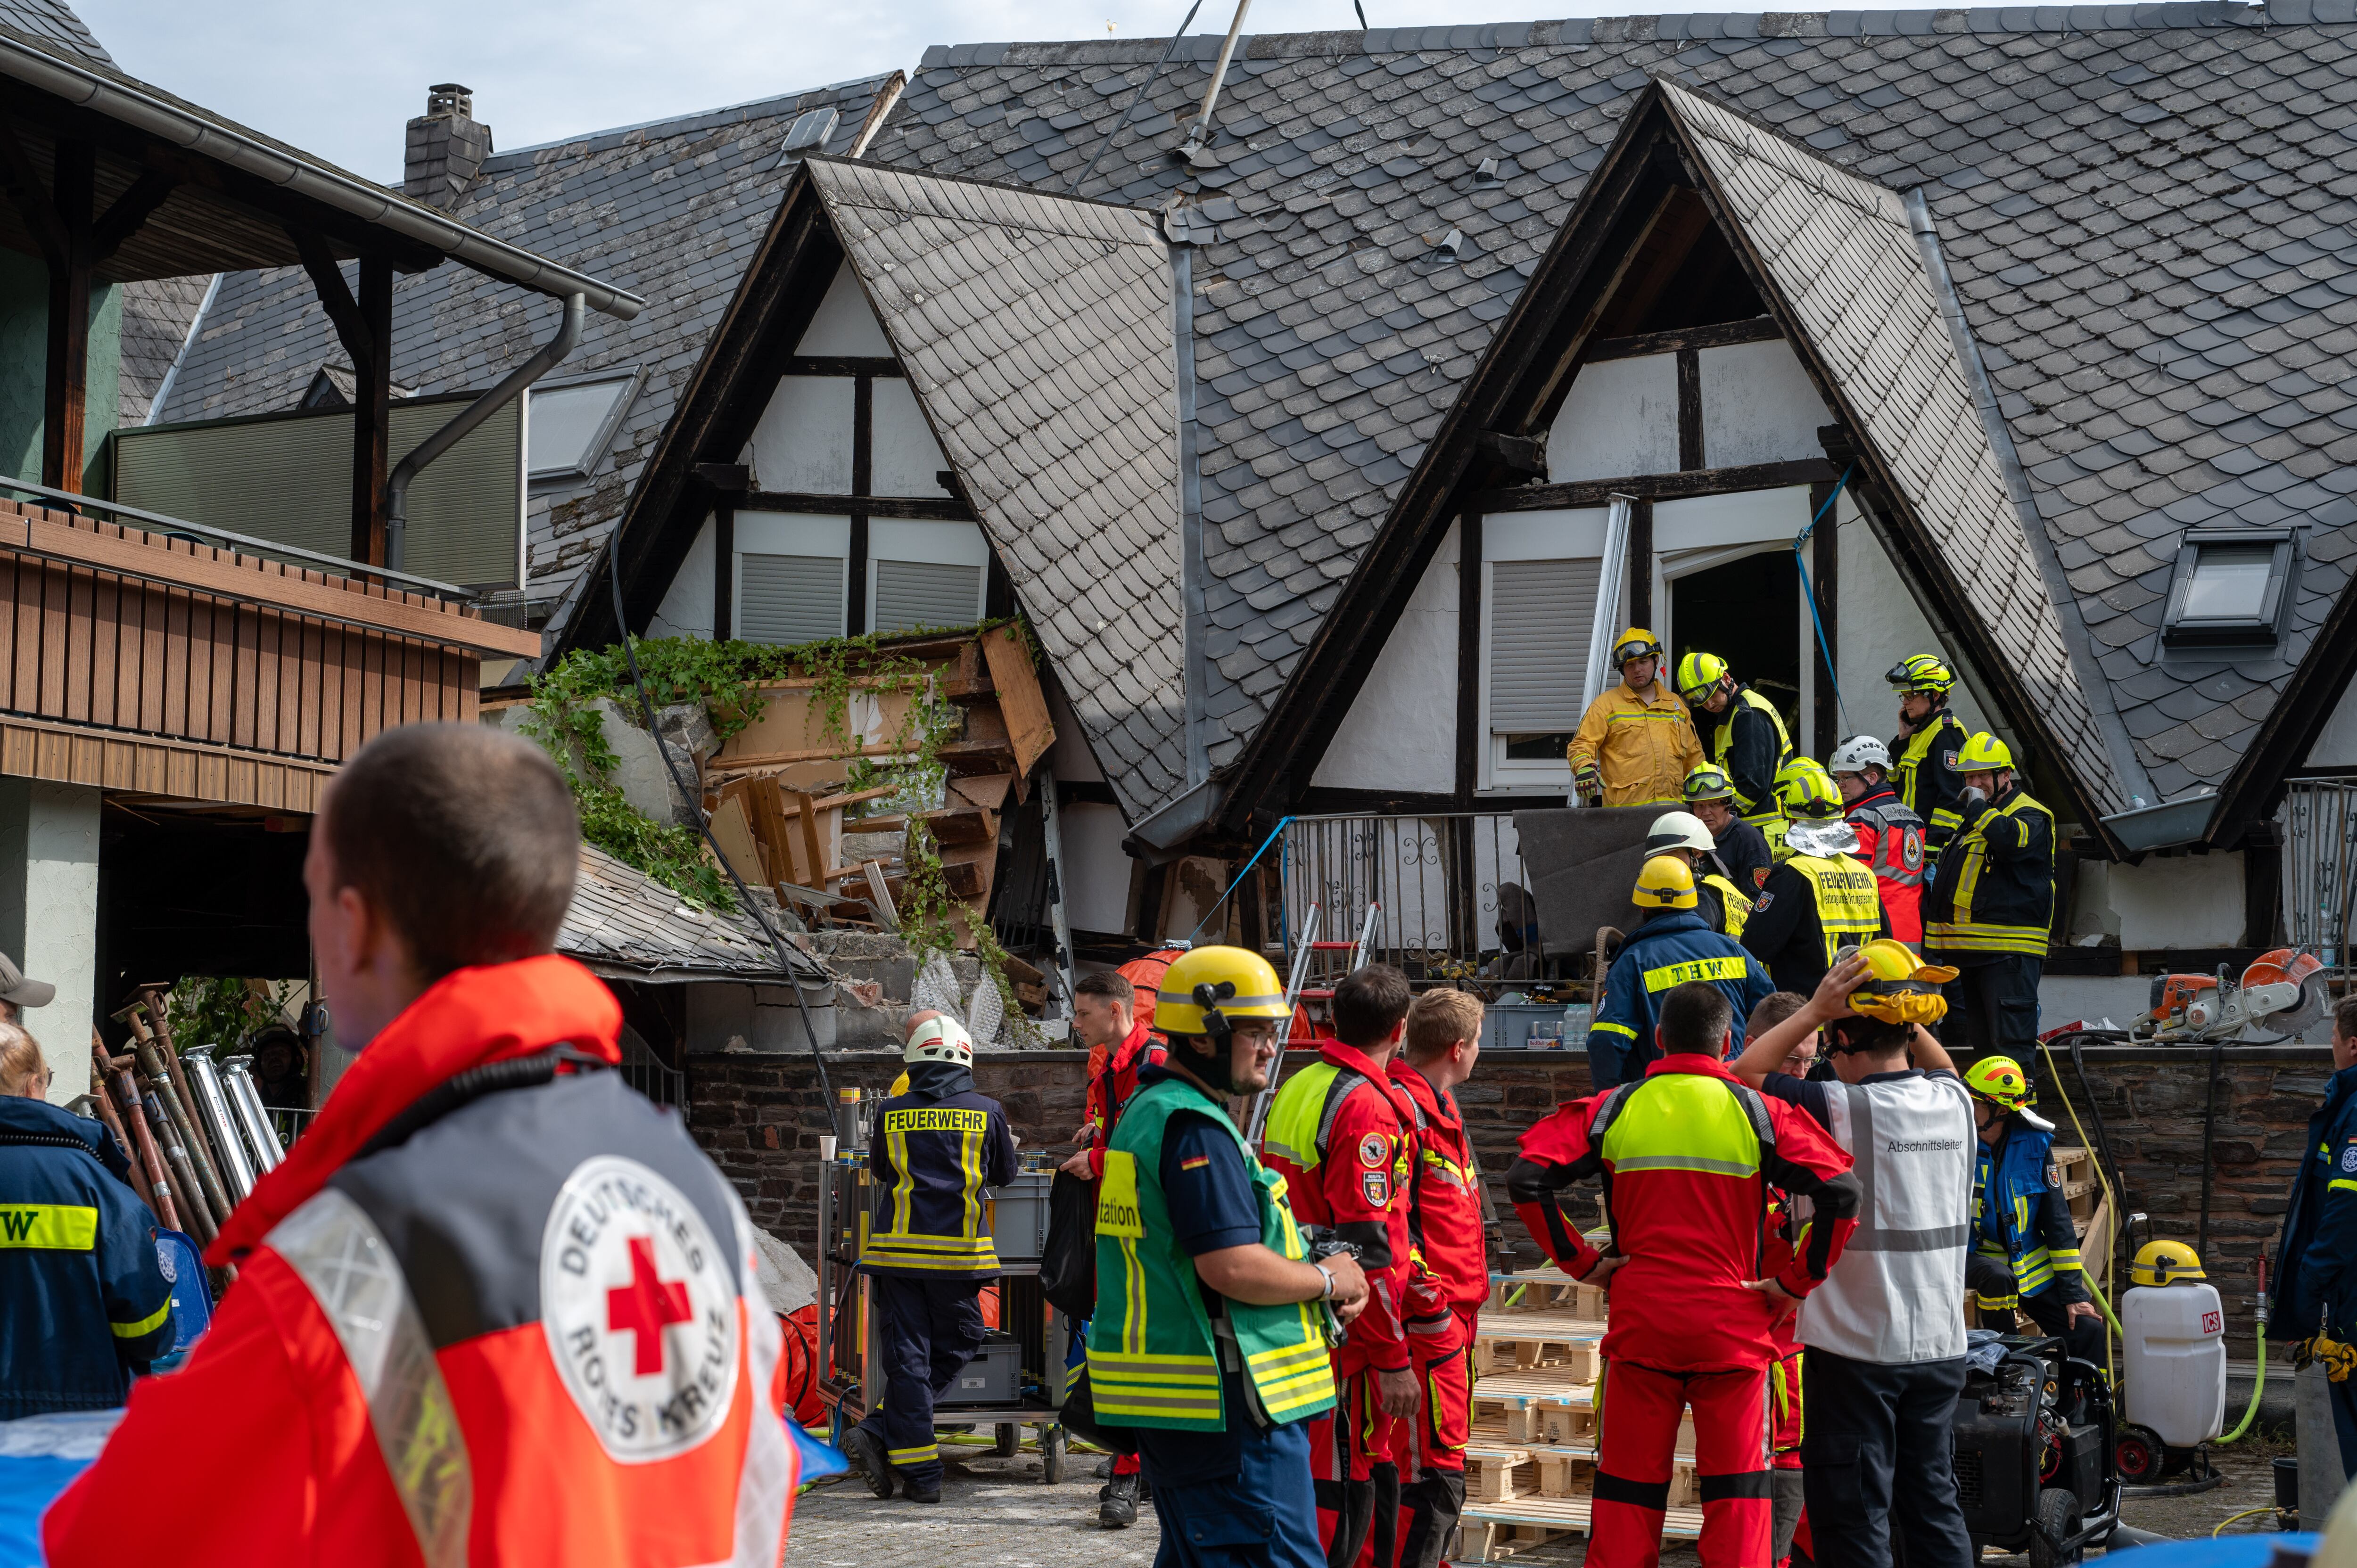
1567,629,1704,807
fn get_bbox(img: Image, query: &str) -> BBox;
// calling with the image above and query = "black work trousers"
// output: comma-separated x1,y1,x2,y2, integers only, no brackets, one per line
859,1274,985,1491
2018,1288,2107,1371
1800,1347,1972,1568
1936,955,2042,1058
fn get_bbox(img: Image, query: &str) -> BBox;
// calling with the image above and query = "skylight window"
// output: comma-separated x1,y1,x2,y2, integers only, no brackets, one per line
2161,529,2298,649
528,371,638,482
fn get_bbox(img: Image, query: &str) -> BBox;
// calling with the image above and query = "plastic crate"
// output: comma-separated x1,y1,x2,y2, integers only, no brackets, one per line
1486,1002,1590,1052
938,1333,1023,1406
985,1172,1053,1261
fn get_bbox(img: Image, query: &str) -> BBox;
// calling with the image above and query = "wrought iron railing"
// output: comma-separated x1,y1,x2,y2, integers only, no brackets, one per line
620,1030,688,1110
1278,813,1551,987
2281,780,2357,982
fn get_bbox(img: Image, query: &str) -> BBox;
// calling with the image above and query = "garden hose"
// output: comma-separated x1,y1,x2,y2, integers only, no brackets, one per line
2217,1263,2270,1445
2213,1505,2278,1537
2040,1044,2126,1373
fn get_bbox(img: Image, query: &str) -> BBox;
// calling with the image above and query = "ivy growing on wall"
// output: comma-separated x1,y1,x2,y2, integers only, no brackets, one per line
519,625,1037,1039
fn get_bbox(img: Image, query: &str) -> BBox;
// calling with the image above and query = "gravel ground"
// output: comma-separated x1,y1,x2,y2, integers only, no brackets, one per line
784,1441,2301,1565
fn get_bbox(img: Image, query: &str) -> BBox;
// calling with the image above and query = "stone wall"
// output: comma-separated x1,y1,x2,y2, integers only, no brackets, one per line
685,1043,2335,1357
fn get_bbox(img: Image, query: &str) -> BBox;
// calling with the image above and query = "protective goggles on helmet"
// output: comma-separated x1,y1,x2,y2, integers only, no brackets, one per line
1675,651,1730,699
1886,655,1955,695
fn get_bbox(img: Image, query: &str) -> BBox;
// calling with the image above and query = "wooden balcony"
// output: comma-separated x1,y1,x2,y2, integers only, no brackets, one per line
0,498,542,811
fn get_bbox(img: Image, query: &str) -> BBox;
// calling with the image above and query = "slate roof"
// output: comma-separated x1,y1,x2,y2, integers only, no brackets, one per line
116,276,211,427
1660,81,2127,810
880,2,2357,812
802,158,1186,821
0,0,107,65
560,842,812,981
154,74,900,608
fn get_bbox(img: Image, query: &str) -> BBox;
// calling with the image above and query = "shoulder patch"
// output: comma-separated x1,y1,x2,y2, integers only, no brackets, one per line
2045,1164,2063,1187
1362,1169,1391,1207
1359,1133,1389,1169
1941,751,1961,770
2340,1146,2357,1175
1753,891,1775,911
1180,1153,1211,1172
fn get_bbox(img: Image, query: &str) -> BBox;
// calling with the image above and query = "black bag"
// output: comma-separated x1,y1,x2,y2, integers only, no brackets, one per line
1057,1364,1138,1456
1040,1167,1098,1321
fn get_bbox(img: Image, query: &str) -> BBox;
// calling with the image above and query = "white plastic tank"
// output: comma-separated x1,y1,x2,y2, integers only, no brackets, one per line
2122,1279,2228,1446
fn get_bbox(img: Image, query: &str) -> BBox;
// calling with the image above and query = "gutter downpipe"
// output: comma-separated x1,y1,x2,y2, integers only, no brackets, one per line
386,293,583,573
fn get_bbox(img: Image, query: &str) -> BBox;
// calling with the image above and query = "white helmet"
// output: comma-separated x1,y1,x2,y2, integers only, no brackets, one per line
1827,735,1890,776
1645,810,1717,856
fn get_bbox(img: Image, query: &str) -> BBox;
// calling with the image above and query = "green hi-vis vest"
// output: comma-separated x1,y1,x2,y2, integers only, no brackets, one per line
1088,1076,1337,1431
1764,814,1792,864
1784,853,1884,962
1702,872,1750,939
1714,688,1795,824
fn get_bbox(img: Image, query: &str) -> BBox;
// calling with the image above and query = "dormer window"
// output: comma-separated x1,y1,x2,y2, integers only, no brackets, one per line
2161,528,2298,649
528,370,639,482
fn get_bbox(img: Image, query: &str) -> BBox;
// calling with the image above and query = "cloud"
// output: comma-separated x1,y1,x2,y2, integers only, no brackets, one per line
70,0,1519,182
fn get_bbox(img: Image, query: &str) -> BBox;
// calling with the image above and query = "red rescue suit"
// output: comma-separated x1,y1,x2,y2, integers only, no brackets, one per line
1263,1042,1420,1568
1505,1056,1860,1568
1389,1060,1487,1568
1080,1020,1166,1180
1845,784,1927,945
46,957,800,1568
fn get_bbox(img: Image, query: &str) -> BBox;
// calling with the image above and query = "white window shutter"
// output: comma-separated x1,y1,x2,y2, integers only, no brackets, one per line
1490,558,1599,733
738,553,844,645
872,558,983,634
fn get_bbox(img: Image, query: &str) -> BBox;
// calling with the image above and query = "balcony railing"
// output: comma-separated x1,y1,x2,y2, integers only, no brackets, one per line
1278,813,1554,987
2281,780,2357,982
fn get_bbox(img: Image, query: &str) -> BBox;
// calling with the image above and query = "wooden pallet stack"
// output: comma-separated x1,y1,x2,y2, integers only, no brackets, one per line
1455,1269,1704,1563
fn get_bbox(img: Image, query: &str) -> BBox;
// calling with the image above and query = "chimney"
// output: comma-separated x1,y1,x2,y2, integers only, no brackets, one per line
404,83,491,209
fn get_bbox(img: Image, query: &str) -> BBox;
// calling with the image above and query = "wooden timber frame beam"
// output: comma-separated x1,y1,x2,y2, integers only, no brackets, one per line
292,229,394,569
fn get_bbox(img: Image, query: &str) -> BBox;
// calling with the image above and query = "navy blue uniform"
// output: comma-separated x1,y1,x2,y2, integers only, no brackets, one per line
1133,1062,1323,1568
1588,911,1775,1085
2273,1059,2357,1478
859,1061,1018,1492
0,1095,173,1417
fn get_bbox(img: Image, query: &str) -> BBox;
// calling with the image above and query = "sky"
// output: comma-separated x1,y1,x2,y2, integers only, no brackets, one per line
71,0,1534,183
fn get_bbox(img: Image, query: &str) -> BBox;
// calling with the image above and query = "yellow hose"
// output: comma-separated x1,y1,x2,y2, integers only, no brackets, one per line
2040,1045,2125,1377
2217,1330,2268,1444
2213,1505,2279,1537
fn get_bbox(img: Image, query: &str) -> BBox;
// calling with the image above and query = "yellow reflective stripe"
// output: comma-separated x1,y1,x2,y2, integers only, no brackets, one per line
1600,1075,1761,1175
962,1125,983,1239
2330,1178,2357,1195
888,1443,940,1463
0,1204,96,1249
889,1124,915,1237
111,1298,171,1338
1611,1154,1761,1177
1640,954,1752,991
869,1232,999,1252
1607,710,1687,722
1923,922,2049,954
1588,1020,1638,1040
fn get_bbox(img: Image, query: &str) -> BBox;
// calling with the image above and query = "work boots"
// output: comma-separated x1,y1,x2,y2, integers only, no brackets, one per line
841,1427,894,1500
1098,1469,1140,1528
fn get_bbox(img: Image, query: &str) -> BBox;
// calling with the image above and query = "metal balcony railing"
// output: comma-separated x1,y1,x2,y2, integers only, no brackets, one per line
2281,779,2357,983
1278,813,1552,987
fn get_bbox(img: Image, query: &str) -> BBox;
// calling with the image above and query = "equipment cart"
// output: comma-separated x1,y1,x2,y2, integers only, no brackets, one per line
813,1088,1071,1482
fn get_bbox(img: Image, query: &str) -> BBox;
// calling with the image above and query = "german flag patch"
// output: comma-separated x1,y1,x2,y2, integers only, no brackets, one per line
1180,1154,1211,1172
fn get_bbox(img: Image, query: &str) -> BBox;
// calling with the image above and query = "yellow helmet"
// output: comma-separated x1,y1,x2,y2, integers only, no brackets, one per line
1962,1054,2034,1112
1957,732,2016,773
1775,760,1844,822
1685,763,1736,804
1612,627,1664,667
2131,1239,2207,1288
1887,654,1955,695
1154,945,1289,1037
1633,854,1698,911
1675,651,1731,699
1845,938,1959,1026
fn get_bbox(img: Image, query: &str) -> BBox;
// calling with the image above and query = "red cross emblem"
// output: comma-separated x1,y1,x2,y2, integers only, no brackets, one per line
605,1235,692,1376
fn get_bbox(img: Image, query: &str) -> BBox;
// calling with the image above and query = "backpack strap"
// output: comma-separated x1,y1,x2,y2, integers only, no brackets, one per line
1313,1067,1368,1162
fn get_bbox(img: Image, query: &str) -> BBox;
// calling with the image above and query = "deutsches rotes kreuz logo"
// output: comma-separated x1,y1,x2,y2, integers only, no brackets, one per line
541,1155,740,1462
